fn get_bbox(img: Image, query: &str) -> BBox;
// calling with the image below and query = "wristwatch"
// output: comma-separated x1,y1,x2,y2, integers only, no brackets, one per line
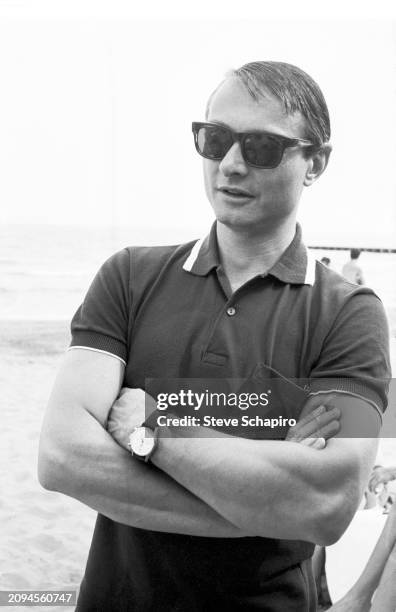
128,426,158,463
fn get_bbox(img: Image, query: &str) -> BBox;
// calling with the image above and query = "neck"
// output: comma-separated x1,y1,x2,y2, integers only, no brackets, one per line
216,219,297,290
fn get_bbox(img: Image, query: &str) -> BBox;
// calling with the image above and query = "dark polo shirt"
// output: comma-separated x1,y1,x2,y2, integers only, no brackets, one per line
70,223,390,611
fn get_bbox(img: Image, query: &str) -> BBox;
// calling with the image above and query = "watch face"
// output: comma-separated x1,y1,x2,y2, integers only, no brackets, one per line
129,427,155,457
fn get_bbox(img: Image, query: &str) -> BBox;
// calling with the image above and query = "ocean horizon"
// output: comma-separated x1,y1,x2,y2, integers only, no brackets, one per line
1,224,395,322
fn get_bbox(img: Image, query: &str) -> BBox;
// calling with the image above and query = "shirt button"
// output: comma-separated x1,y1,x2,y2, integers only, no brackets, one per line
226,306,236,316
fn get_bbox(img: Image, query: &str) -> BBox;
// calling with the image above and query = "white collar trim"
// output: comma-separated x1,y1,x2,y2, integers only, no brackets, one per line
182,238,205,272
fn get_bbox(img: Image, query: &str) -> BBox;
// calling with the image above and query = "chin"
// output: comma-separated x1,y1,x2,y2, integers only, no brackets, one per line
215,212,265,233
212,207,243,226
211,201,260,226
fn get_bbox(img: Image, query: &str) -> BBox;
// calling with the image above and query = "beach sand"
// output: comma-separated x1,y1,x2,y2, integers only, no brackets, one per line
1,317,396,609
0,321,95,610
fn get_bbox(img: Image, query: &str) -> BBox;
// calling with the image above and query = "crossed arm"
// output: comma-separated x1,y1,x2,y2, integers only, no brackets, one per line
38,349,245,537
38,348,380,545
149,424,377,545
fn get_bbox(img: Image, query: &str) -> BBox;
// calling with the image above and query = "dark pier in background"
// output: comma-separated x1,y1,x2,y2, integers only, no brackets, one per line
309,246,396,254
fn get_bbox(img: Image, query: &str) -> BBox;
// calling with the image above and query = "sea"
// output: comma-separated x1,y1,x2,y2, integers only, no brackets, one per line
1,224,395,322
0,224,193,320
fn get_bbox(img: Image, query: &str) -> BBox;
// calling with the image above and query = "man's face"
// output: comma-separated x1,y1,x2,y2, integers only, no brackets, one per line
204,77,313,233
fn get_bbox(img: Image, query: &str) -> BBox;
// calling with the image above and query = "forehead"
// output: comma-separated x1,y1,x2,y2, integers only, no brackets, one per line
207,77,307,138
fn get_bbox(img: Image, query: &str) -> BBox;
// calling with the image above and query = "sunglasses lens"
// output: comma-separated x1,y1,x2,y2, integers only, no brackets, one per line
196,125,232,160
193,124,286,168
243,133,283,168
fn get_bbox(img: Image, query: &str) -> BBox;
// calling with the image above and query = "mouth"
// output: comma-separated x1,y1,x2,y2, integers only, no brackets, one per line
217,186,254,200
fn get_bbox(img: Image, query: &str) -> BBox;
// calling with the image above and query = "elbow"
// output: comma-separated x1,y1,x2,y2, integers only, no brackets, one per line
37,437,67,493
223,489,358,543
312,488,360,547
37,457,57,492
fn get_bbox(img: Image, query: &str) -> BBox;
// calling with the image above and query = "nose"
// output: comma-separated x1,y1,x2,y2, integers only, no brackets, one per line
219,142,249,177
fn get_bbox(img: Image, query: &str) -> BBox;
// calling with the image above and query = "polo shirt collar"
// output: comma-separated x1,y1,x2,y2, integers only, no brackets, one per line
182,222,316,286
182,222,220,276
268,224,316,286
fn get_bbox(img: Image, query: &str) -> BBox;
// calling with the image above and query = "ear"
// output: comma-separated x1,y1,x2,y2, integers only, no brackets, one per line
303,144,332,187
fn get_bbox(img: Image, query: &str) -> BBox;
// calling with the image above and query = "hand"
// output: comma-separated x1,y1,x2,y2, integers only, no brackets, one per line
285,403,341,450
369,466,396,493
107,387,157,450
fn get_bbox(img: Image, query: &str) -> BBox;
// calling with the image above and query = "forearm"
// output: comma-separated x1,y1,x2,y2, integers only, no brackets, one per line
346,503,396,600
152,427,373,545
38,404,246,538
371,540,396,612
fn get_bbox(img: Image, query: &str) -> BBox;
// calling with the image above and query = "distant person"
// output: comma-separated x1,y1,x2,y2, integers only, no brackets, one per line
370,464,396,513
328,468,396,611
321,256,331,267
342,248,365,285
370,465,396,495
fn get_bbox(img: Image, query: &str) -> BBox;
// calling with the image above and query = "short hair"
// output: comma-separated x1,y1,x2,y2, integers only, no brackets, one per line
320,257,331,266
350,248,361,259
206,61,331,147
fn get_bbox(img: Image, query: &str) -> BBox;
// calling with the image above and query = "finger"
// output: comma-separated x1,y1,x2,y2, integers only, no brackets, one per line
300,419,340,445
293,407,341,440
287,405,327,439
286,405,328,441
314,418,341,440
300,437,315,447
299,395,335,419
311,407,341,433
301,437,326,450
312,437,326,449
296,418,340,445
298,404,327,426
305,405,340,429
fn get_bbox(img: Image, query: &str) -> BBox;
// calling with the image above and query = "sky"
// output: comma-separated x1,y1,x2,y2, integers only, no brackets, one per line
0,1,395,247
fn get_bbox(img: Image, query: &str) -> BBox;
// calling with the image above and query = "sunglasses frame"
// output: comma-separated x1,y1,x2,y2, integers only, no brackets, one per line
192,121,314,169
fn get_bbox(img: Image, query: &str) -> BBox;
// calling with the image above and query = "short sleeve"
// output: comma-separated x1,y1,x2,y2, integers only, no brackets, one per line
309,292,391,413
69,248,131,363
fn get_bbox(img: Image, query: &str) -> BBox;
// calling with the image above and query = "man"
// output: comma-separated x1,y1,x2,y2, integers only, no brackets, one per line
38,62,390,611
342,248,365,284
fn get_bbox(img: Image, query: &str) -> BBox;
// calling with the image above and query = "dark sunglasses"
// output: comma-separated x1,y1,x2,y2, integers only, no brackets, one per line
192,121,314,169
